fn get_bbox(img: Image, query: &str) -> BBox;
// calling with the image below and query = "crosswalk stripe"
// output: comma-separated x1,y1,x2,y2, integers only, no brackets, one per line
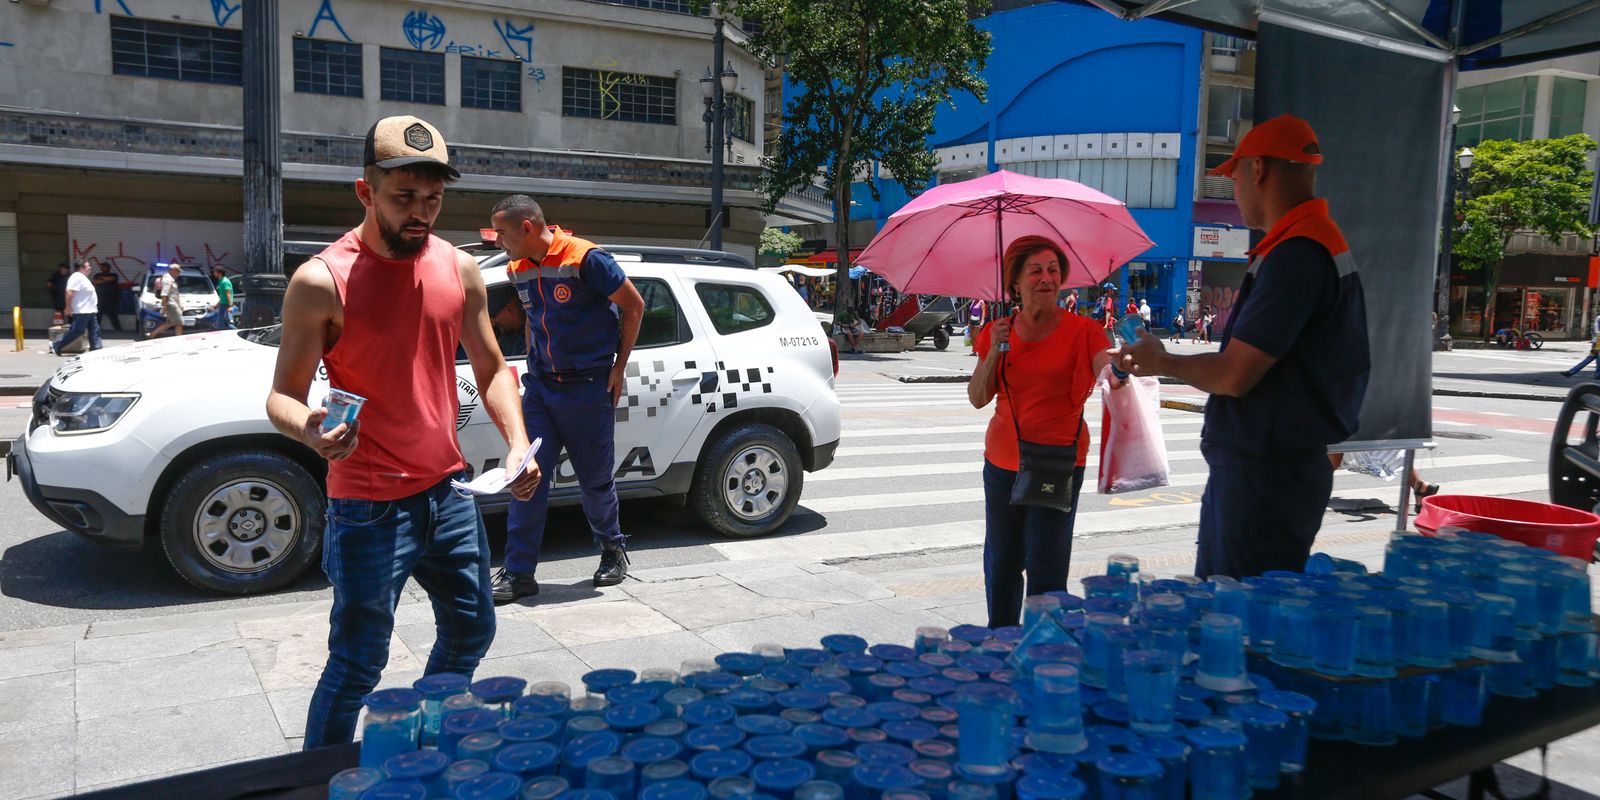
816,449,1218,481
721,474,1549,563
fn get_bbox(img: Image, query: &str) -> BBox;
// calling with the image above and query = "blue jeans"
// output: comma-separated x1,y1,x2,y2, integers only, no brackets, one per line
982,460,1087,629
504,373,624,573
1196,445,1332,579
303,475,495,749
52,313,101,353
1565,355,1600,376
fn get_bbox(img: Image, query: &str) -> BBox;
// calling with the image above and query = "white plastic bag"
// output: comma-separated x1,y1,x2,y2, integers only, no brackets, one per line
1340,449,1405,480
1097,365,1170,494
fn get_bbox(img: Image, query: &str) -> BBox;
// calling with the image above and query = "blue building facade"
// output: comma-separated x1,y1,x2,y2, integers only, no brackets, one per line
851,3,1209,327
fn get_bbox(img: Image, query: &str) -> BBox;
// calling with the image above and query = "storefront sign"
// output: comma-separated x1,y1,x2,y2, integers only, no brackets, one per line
1192,226,1250,261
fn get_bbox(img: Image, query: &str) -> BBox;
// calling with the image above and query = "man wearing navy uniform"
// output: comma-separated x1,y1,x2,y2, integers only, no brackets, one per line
488,195,645,602
1120,115,1370,579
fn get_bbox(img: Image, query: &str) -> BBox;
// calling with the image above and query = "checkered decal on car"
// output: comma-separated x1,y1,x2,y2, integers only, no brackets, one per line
614,360,775,422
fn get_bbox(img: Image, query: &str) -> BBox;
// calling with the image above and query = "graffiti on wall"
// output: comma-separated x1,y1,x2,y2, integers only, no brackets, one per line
403,10,447,50
70,233,241,284
210,0,240,27
394,8,542,82
308,0,352,42
94,0,135,15
493,20,534,62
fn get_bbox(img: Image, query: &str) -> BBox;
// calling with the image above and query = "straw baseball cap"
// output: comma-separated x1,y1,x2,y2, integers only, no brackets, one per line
1207,114,1323,178
362,115,461,179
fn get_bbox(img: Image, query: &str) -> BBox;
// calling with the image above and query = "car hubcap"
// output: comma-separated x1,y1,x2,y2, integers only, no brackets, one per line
723,445,787,521
193,479,300,574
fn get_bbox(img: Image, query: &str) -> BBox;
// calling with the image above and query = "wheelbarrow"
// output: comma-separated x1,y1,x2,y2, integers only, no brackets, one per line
879,296,959,350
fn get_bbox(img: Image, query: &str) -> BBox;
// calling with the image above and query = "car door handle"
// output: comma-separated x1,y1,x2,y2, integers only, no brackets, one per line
671,369,700,384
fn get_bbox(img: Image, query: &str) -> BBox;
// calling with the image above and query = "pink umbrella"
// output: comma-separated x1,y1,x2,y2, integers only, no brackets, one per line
855,170,1154,301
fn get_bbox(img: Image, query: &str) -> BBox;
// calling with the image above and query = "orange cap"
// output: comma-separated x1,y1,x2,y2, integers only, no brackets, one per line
1207,114,1323,177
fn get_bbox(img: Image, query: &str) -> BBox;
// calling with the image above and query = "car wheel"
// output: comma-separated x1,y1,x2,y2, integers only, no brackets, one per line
691,423,803,538
159,450,323,594
932,328,951,351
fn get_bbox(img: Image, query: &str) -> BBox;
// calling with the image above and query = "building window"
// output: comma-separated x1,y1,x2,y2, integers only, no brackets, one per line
563,67,677,125
729,94,754,143
380,47,445,105
462,56,521,112
584,0,697,13
1550,77,1589,139
293,38,363,97
110,17,242,86
1206,85,1253,141
1455,77,1536,147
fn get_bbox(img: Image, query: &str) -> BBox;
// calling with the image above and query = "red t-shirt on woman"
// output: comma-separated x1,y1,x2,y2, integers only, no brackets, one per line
974,312,1107,470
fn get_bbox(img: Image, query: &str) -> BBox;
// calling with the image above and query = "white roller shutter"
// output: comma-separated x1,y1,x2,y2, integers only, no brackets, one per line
0,213,19,312
67,215,246,284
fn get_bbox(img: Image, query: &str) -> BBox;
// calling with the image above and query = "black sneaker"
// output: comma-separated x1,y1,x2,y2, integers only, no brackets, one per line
593,545,630,587
491,567,539,604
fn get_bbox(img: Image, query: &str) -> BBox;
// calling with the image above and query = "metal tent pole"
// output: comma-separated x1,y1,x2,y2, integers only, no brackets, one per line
1395,449,1417,532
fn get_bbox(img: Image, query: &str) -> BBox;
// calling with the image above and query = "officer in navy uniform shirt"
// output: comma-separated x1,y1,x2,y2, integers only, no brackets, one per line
1120,115,1370,579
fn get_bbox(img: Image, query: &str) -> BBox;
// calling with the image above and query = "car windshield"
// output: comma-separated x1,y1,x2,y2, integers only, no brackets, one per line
145,274,215,293
246,326,283,347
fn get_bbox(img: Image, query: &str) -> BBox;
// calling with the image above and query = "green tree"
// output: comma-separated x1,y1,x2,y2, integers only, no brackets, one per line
1453,134,1597,338
730,0,991,320
759,227,805,259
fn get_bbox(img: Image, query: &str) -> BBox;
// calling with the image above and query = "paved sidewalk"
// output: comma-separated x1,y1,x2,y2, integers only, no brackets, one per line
4,524,1599,799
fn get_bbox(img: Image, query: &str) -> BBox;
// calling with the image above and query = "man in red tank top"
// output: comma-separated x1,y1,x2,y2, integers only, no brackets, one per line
266,116,541,749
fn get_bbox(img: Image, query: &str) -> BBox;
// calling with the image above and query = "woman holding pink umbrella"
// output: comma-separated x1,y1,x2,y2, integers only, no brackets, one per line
968,236,1122,629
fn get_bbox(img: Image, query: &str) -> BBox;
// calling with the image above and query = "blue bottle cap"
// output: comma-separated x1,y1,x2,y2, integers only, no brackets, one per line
953,763,1016,785
362,782,426,800
514,693,569,719
608,684,662,707
691,749,755,780
444,760,491,783
561,731,622,770
1091,701,1130,724
828,694,867,709
1184,726,1246,750
413,673,471,700
1085,724,1138,751
919,706,957,725
622,735,683,765
521,776,570,800
885,661,936,680
499,717,560,743
956,654,1004,674
1173,699,1210,724
1246,673,1275,692
382,749,450,780
1094,753,1162,780
645,719,689,739
837,653,884,673
851,763,922,791
582,669,639,693
1128,735,1189,761
781,709,823,727
717,652,768,676
685,723,746,752
787,648,835,668
761,663,808,686
1016,773,1087,800
917,653,956,668
745,734,807,760
776,690,829,711
881,720,938,743
793,722,849,750
911,738,955,760
865,702,919,722
363,687,423,713
849,727,888,745
1257,690,1316,715
736,714,794,736
1174,683,1215,704
992,626,1025,643
892,689,932,707
681,700,737,726
821,634,869,654
1229,703,1289,728
1015,752,1077,776
821,707,878,729
605,701,663,731
948,625,993,644
492,741,558,776
559,792,619,800
642,760,691,783
941,668,981,684
752,757,817,791
868,644,916,663
726,690,778,714
855,741,916,765
690,671,745,694
907,677,956,698
953,683,1018,707
641,779,709,800
452,772,523,800
469,676,528,705
800,677,853,696
909,758,953,781
1046,591,1087,612
443,708,502,735
815,749,861,771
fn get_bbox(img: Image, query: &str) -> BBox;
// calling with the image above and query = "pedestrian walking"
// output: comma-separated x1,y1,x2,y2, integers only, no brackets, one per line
212,266,234,329
968,235,1120,628
1120,114,1370,579
1139,298,1153,332
92,262,124,331
266,115,539,749
1201,307,1215,344
488,194,646,604
147,263,185,339
1064,288,1079,315
1170,309,1186,343
1561,328,1600,378
51,260,101,355
46,263,70,324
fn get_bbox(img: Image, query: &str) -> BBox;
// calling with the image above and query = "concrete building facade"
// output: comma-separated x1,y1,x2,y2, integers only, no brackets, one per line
0,0,829,324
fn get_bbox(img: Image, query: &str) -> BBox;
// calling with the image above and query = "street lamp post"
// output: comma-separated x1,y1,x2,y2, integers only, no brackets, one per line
1434,105,1462,351
1455,146,1477,338
701,13,738,252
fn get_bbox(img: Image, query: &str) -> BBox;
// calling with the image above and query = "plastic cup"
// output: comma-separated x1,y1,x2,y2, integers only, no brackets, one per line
1440,665,1488,726
1229,704,1287,790
1269,598,1315,669
794,781,845,800
1027,663,1087,754
1185,727,1247,800
1352,605,1398,678
1015,772,1086,800
1094,753,1161,800
1127,736,1187,800
1310,604,1360,677
1121,650,1177,737
1342,681,1396,746
1472,593,1520,662
953,685,1017,774
915,627,950,656
1023,596,1063,633
1242,586,1279,653
1406,599,1454,668
1489,634,1538,699
453,773,522,800
641,761,690,787
1392,676,1430,739
1194,613,1250,692
1080,613,1123,690
639,781,704,800
1530,635,1560,690
443,760,491,795
1106,555,1140,580
1256,690,1314,773
1496,575,1540,631
1102,627,1144,703
1558,632,1597,687
1081,575,1129,601
360,688,422,769
321,388,366,431
328,767,383,800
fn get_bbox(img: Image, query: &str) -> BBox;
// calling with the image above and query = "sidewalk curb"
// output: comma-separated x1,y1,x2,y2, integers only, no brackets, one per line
1433,388,1566,403
887,374,1571,404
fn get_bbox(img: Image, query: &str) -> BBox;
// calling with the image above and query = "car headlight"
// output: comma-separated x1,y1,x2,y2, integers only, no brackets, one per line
48,392,139,434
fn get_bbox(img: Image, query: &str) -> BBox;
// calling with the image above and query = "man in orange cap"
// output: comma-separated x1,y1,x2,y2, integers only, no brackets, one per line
1119,114,1370,578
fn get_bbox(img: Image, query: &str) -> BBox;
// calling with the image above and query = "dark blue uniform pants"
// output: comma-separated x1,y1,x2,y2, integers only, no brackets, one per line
1196,445,1333,579
505,374,624,573
982,460,1087,630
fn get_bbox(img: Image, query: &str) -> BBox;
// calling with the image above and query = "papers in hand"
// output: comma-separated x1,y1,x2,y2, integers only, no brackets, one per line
451,438,541,496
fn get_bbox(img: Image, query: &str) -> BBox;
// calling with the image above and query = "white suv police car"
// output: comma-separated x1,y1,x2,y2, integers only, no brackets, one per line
9,246,841,594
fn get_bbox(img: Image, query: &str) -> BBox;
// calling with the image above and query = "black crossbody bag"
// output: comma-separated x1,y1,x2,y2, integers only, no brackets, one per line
998,349,1084,513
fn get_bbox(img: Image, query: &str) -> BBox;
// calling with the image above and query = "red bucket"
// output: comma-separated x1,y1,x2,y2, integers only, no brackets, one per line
1414,495,1600,561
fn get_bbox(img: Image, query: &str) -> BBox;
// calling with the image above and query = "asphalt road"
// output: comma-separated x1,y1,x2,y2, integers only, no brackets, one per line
0,345,1572,634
